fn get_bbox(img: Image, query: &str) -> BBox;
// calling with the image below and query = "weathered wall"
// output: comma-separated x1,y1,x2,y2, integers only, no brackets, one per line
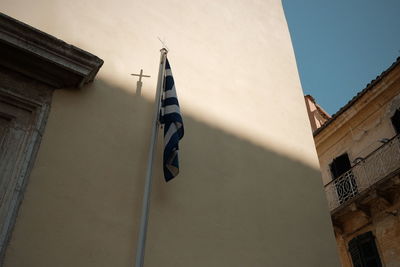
316,69,400,185
0,0,339,266
375,202,400,267
314,64,400,267
334,194,400,267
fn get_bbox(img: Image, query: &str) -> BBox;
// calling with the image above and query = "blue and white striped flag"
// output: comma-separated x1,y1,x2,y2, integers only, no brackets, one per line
160,58,184,182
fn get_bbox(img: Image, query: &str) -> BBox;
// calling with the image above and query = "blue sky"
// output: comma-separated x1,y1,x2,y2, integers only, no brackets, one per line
282,0,400,115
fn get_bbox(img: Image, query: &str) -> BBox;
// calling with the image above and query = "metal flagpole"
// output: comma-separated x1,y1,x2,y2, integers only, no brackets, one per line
135,48,168,267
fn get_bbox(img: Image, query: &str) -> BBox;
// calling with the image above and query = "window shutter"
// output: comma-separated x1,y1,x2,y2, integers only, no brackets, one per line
349,238,363,267
391,109,400,134
348,232,382,267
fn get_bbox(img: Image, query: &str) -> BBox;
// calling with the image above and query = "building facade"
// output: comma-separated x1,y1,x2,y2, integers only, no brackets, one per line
308,58,400,267
0,1,339,266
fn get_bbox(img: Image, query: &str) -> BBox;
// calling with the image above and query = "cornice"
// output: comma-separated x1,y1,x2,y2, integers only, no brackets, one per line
315,72,398,147
0,13,103,88
314,58,400,138
314,63,400,146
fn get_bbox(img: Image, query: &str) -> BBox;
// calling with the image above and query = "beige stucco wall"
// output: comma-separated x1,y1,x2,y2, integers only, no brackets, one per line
1,1,339,266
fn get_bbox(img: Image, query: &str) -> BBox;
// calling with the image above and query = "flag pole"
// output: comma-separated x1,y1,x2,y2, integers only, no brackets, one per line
135,48,168,267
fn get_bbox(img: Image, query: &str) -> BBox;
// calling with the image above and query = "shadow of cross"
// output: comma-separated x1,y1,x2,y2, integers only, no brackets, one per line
131,69,151,96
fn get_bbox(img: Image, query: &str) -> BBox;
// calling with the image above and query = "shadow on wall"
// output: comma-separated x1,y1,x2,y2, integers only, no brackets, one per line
3,78,338,267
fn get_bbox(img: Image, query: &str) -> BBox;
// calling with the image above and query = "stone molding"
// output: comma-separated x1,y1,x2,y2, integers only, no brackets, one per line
0,12,103,88
0,67,53,264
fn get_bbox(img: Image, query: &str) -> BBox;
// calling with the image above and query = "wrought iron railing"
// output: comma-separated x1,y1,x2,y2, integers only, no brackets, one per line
324,134,400,211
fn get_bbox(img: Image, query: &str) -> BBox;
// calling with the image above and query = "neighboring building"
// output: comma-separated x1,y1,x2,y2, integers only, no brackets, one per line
0,1,340,266
307,58,400,267
305,95,331,132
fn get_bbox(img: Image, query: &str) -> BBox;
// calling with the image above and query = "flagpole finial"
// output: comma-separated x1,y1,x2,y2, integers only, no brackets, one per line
160,47,168,54
157,37,169,53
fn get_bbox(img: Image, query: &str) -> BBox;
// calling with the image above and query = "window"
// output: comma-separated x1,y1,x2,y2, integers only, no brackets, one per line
0,78,52,257
391,108,400,134
348,231,382,267
330,153,358,204
0,13,102,259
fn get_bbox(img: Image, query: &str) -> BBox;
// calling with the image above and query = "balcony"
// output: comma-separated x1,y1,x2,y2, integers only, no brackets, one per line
324,134,400,212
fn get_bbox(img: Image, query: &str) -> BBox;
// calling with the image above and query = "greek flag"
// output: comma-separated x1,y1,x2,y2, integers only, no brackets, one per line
160,58,184,182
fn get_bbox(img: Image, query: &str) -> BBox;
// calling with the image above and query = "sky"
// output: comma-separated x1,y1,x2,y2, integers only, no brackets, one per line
282,0,400,115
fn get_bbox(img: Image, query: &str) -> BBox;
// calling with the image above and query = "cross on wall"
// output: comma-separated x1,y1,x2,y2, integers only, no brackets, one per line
131,69,151,96
131,69,151,82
